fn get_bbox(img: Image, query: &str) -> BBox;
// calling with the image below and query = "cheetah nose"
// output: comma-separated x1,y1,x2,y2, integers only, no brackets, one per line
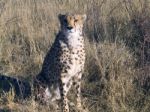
67,26,73,30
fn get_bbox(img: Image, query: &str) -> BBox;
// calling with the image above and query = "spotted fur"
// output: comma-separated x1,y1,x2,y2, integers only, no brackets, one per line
34,13,86,112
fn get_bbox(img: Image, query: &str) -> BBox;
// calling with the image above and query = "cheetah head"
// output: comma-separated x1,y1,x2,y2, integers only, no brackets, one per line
58,13,86,34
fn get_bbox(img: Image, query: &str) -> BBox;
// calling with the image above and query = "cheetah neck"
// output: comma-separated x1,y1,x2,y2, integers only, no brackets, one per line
63,31,84,48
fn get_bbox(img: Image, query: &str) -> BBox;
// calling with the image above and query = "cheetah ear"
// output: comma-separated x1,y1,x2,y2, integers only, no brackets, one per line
58,14,66,23
82,14,87,21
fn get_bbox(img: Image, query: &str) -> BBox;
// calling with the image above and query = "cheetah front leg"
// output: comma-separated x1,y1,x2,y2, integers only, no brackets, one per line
74,72,89,112
73,72,83,109
59,76,72,112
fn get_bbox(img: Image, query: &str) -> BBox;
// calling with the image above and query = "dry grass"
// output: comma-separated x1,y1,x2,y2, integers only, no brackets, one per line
0,0,150,112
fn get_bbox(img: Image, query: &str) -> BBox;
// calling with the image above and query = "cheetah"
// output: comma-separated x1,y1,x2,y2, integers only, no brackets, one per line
34,13,86,112
0,74,31,99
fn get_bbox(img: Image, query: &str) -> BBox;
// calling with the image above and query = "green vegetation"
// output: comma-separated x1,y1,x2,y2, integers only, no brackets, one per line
0,0,149,112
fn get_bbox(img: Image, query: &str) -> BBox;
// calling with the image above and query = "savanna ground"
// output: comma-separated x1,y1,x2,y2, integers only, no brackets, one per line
0,0,150,112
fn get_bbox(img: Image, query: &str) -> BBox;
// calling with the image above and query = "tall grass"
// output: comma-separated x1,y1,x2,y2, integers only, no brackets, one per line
0,0,150,112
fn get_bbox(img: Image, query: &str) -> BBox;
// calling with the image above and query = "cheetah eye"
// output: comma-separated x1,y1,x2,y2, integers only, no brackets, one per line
74,19,78,22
